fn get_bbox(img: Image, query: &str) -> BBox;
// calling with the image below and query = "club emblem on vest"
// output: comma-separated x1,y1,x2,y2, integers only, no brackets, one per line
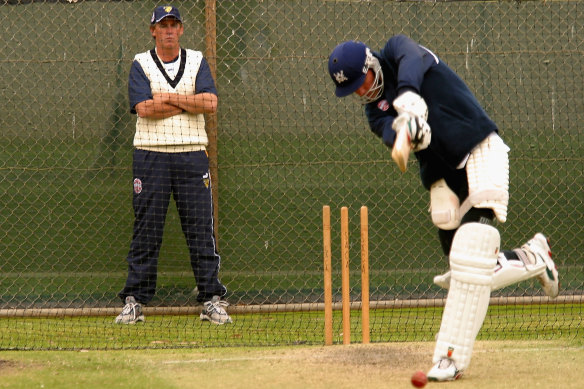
203,172,210,189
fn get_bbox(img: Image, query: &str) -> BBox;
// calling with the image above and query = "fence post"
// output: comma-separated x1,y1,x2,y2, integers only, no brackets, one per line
205,0,219,246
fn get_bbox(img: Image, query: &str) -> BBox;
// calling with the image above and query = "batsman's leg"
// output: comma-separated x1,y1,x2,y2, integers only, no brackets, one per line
433,233,559,298
428,222,499,381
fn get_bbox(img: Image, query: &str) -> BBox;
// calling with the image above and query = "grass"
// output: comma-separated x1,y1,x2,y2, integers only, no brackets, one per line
0,304,581,350
1,305,582,387
1,339,583,389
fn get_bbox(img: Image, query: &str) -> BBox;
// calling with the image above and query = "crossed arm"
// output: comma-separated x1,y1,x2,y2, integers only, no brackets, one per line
135,92,217,119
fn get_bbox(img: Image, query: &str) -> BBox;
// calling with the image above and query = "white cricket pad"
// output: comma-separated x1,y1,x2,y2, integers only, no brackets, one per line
463,133,510,223
433,223,499,372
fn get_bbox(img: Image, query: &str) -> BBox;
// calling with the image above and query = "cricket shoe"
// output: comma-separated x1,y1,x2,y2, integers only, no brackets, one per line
114,296,145,324
433,271,451,289
521,233,559,298
200,296,233,325
427,358,462,382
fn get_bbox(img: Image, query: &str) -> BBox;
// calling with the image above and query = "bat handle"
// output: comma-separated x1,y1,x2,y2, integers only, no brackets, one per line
391,127,411,173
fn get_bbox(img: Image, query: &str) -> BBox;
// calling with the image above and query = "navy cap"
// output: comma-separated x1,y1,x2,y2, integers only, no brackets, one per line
151,5,182,25
328,41,368,97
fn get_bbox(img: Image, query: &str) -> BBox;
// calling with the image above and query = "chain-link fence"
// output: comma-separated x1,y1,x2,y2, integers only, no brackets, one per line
1,0,582,349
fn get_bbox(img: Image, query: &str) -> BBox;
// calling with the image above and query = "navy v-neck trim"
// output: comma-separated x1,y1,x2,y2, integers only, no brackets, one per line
150,48,186,89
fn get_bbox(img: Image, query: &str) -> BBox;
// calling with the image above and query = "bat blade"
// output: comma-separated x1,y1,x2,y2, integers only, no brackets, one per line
391,126,411,173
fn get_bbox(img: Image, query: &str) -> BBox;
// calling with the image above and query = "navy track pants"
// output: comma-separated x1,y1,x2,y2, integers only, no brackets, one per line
118,149,227,304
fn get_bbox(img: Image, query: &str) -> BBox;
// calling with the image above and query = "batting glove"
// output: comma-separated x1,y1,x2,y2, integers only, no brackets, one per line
392,91,428,121
392,112,432,152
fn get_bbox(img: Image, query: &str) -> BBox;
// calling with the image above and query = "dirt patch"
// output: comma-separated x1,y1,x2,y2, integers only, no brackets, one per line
0,359,18,370
301,342,432,368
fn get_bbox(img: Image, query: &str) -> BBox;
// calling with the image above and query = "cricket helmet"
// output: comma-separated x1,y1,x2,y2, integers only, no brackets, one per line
328,40,384,103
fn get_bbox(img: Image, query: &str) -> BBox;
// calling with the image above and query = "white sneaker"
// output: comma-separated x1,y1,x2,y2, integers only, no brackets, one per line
200,296,233,325
433,271,451,289
522,233,559,298
427,358,462,381
114,296,145,324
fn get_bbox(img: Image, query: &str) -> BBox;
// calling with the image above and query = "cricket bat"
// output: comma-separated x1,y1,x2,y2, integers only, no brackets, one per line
391,125,412,173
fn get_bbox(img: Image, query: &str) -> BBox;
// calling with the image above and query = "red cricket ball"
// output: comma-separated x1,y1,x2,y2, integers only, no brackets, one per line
411,370,428,388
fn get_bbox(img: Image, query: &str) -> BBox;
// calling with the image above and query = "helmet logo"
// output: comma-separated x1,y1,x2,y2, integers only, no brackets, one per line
333,70,348,84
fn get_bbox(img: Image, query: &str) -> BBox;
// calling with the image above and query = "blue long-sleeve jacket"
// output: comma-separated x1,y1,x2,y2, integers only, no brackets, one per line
365,35,498,189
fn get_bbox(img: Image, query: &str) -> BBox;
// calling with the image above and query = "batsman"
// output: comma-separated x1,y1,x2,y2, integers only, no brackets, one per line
327,35,559,381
